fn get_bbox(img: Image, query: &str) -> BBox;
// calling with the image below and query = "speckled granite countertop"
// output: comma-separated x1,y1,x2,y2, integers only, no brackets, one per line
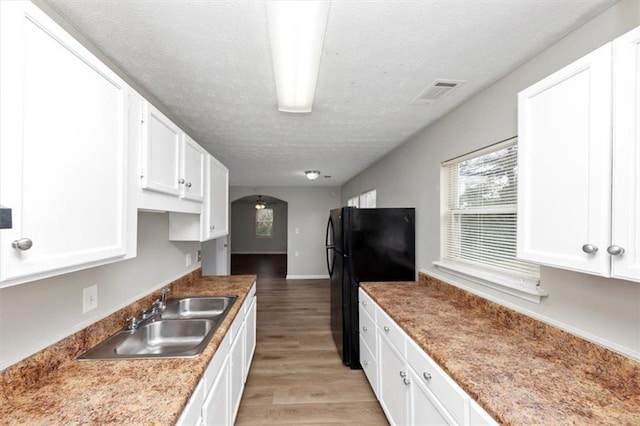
1,273,256,425
361,274,640,425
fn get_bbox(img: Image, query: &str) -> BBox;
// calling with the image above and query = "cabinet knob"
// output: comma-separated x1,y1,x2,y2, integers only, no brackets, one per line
423,372,432,381
362,326,367,332
178,178,185,184
403,378,411,386
399,371,407,378
383,326,390,332
581,244,598,254
186,182,192,188
363,360,368,366
362,301,367,306
607,245,625,256
211,225,215,230
11,238,33,251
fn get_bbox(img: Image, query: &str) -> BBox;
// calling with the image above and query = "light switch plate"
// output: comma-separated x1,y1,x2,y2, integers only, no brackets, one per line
83,284,98,313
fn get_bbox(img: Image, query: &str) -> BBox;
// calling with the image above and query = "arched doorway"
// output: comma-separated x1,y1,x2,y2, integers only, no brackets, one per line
230,195,288,278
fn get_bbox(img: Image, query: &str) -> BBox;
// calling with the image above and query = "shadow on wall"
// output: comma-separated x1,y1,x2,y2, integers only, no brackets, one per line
230,195,288,254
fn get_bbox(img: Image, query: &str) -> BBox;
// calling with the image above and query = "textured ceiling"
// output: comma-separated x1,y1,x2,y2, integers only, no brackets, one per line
46,0,615,187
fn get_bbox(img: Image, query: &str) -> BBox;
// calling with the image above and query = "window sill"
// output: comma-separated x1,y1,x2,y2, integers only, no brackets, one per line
432,260,547,303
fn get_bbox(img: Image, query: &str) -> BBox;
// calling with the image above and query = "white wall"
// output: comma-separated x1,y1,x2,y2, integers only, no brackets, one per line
0,213,200,370
231,199,288,253
228,187,341,278
342,0,640,360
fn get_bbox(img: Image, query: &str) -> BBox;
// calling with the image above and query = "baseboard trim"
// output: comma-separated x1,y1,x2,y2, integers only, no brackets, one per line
286,274,330,280
231,251,287,255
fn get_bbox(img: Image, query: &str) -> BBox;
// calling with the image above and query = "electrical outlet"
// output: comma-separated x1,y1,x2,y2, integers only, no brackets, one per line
295,251,299,257
186,253,192,267
197,250,202,263
83,285,98,313
295,228,300,234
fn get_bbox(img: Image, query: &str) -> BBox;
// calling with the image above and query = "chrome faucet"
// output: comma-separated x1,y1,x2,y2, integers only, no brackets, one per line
126,287,171,330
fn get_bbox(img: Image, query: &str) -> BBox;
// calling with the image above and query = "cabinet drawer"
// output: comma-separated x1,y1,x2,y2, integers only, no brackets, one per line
359,288,376,320
359,306,377,356
360,335,378,397
376,305,405,356
407,338,468,425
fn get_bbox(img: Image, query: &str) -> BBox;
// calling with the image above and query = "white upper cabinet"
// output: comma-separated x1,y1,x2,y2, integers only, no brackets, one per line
138,100,205,214
0,1,136,286
181,136,205,202
205,156,229,240
140,101,182,197
518,26,640,283
611,27,640,282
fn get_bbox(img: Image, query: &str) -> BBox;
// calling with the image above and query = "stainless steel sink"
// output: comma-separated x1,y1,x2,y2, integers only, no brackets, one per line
79,296,236,360
162,296,235,319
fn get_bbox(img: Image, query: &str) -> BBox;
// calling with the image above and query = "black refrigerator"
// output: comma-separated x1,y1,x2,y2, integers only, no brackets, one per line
326,207,415,369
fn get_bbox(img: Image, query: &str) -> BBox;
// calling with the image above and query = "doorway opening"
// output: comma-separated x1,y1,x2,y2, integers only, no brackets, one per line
230,195,287,278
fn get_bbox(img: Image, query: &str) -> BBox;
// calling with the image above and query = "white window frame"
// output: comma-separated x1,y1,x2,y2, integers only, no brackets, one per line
359,189,376,208
433,138,546,303
347,196,359,207
255,208,274,239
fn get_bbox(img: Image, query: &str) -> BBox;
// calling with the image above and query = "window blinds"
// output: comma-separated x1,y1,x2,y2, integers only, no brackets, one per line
442,139,539,281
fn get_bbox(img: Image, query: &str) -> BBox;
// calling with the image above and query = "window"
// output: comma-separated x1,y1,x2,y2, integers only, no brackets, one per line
436,138,541,299
359,189,376,208
255,208,274,238
347,196,359,207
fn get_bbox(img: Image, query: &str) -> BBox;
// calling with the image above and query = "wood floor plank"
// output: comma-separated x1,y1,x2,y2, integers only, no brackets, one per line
235,277,388,425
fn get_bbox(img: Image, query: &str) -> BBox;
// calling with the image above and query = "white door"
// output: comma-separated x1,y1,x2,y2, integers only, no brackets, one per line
244,297,257,382
141,101,181,196
408,368,455,425
378,334,409,425
181,136,205,202
230,321,246,422
0,2,130,284
517,43,613,276
203,356,230,426
611,26,640,282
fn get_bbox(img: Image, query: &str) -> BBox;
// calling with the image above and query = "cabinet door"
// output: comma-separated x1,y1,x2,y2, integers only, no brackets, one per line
230,321,246,423
408,368,455,426
0,2,130,284
611,26,640,283
244,296,257,383
517,43,613,276
204,156,229,240
181,136,205,202
379,333,409,426
203,356,230,426
141,101,181,196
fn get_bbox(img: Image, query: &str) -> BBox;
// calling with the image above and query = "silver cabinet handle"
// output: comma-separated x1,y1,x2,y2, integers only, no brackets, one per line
362,301,367,306
399,371,407,378
12,238,33,251
607,245,625,256
178,178,185,184
186,182,192,188
362,326,368,332
423,372,432,381
383,326,390,332
582,244,598,254
211,225,215,230
363,360,368,366
403,378,411,386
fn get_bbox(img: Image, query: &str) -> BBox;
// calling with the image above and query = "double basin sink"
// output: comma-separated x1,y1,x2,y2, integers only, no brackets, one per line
79,296,237,360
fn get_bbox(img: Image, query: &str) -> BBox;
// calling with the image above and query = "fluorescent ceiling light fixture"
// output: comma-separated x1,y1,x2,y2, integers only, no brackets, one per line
305,170,321,180
266,1,330,113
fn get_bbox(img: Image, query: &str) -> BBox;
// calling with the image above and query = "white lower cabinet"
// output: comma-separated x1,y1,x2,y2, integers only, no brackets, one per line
378,333,409,425
244,296,257,383
358,288,496,426
177,282,257,426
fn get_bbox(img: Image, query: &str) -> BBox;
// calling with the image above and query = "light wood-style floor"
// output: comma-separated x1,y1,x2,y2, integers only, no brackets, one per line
235,278,388,425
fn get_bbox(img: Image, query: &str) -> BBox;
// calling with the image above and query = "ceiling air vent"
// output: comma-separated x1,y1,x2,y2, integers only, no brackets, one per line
413,79,465,105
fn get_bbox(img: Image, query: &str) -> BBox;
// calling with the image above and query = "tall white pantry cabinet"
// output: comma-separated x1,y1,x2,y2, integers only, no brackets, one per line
517,26,640,283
